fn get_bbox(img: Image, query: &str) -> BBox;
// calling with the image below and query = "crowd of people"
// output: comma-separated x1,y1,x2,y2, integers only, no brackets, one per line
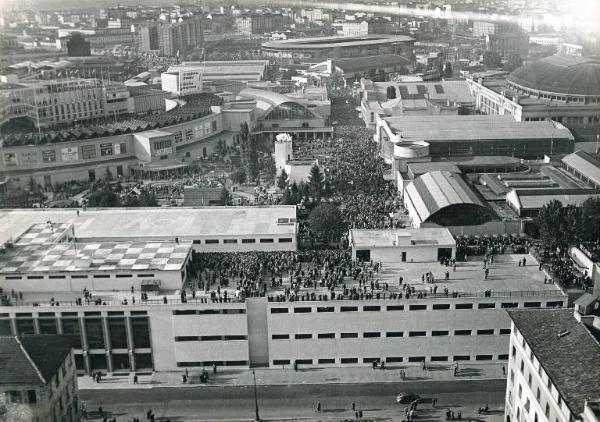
455,234,533,261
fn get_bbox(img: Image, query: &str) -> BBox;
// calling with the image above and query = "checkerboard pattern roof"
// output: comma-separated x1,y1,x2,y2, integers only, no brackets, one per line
15,223,71,245
0,241,190,274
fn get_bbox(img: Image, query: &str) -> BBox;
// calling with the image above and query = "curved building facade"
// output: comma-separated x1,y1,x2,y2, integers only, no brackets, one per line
507,55,600,102
0,94,231,192
261,34,414,61
468,55,600,142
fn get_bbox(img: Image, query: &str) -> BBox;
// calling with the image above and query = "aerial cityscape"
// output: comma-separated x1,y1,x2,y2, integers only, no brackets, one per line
0,0,599,421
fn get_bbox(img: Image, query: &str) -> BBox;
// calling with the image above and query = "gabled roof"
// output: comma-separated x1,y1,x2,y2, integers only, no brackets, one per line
0,336,73,386
508,309,600,416
562,150,600,187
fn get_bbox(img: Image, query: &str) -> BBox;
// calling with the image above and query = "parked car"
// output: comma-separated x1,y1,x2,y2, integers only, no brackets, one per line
396,393,421,404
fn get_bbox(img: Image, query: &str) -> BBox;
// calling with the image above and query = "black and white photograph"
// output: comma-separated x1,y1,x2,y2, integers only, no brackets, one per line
0,0,599,420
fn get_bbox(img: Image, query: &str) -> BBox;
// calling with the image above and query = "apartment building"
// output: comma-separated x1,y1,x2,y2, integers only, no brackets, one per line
0,335,80,422
505,303,600,422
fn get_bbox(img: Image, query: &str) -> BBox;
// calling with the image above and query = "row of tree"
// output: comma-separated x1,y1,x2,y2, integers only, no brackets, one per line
537,197,600,254
86,181,158,208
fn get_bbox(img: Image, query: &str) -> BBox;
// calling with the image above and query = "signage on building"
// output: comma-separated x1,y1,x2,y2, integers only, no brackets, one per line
61,147,79,162
100,143,113,156
3,153,17,166
174,131,183,144
42,150,57,162
81,145,97,160
179,70,203,95
20,150,38,164
153,147,173,157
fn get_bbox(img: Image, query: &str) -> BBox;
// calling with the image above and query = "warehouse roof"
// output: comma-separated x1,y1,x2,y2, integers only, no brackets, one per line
334,54,410,73
562,150,600,187
507,188,600,211
407,162,461,178
168,60,268,79
405,171,488,223
508,309,600,416
386,115,574,142
0,206,297,246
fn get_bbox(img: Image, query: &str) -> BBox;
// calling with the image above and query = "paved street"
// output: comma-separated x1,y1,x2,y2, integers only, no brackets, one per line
80,379,506,421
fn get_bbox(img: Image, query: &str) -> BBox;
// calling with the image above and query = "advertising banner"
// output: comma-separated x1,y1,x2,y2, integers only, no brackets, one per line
42,150,57,162
100,143,113,156
81,145,97,160
20,150,38,164
3,153,17,166
61,147,79,162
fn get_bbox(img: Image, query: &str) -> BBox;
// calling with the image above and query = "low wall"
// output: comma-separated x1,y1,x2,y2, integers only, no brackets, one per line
569,246,595,276
422,220,524,237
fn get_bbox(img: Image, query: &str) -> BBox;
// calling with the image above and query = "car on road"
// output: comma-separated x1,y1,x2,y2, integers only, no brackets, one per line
396,393,421,404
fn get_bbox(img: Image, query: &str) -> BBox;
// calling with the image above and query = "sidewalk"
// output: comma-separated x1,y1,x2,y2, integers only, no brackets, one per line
78,362,507,390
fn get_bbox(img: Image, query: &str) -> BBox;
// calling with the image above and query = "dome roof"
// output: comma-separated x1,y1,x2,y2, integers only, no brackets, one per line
508,55,600,96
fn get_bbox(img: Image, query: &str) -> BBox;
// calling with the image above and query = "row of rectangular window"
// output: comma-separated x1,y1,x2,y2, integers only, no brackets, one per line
5,273,155,280
192,238,293,245
175,335,247,342
176,360,248,367
271,329,511,339
272,354,509,365
270,302,559,314
172,309,246,315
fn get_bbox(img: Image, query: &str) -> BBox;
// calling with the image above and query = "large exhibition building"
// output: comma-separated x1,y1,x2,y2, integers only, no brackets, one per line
467,55,600,142
0,78,332,194
261,34,415,61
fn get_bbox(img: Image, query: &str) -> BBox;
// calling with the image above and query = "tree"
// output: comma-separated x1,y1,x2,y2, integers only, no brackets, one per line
220,187,232,206
443,61,453,78
504,54,523,72
263,154,277,181
483,51,502,69
122,195,141,207
277,168,289,190
87,188,119,207
386,86,396,100
560,204,581,247
537,200,566,253
307,164,325,200
231,168,247,185
139,190,157,207
215,139,227,157
240,122,259,182
580,197,600,242
104,166,113,181
308,203,348,243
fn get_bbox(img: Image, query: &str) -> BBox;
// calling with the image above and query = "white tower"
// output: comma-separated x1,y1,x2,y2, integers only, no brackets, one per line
274,133,293,176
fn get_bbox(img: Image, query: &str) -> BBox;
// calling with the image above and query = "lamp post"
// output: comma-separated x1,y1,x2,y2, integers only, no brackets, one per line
252,370,260,421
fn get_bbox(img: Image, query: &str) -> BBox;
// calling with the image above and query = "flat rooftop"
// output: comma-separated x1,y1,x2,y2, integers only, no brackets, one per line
0,206,297,246
15,223,71,245
0,240,191,274
350,228,455,248
374,80,474,104
508,308,600,416
386,115,574,142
